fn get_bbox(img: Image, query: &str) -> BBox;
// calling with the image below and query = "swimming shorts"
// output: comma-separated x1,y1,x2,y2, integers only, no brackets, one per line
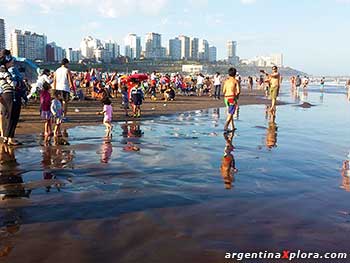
131,94,143,106
224,97,236,115
269,86,279,99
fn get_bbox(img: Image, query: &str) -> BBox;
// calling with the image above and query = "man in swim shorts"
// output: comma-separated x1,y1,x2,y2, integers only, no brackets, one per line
222,67,240,131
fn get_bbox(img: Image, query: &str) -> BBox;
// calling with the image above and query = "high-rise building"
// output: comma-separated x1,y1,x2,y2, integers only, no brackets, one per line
10,30,47,61
0,18,5,50
46,42,65,62
94,47,112,63
178,35,190,60
80,36,103,59
227,40,239,65
227,41,237,58
209,46,217,62
145,32,165,60
105,40,120,59
66,48,81,63
168,38,181,60
124,33,141,60
270,53,283,67
190,37,199,60
198,39,209,61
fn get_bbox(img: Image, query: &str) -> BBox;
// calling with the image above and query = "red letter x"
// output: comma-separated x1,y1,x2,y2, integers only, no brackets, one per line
282,250,290,259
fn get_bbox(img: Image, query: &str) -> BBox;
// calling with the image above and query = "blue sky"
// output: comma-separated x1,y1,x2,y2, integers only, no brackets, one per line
1,0,350,75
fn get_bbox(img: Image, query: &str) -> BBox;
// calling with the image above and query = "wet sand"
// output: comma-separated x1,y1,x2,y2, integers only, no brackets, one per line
1,86,349,263
16,89,271,135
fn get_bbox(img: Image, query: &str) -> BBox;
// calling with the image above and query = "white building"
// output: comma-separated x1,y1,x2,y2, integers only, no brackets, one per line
94,47,112,63
10,30,47,61
209,46,217,62
182,64,207,74
105,40,120,59
198,39,209,61
80,36,103,59
178,35,190,60
227,40,239,65
190,37,199,60
168,38,181,60
270,53,283,67
0,18,5,50
124,33,141,59
66,48,81,63
145,32,165,60
244,54,284,67
227,40,237,58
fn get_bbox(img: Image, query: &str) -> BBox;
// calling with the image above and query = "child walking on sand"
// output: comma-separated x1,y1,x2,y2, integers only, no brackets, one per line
40,81,52,137
51,92,63,136
97,96,113,137
130,81,144,118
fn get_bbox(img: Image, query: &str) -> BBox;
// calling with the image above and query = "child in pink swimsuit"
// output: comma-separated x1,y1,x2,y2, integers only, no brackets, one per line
97,96,113,137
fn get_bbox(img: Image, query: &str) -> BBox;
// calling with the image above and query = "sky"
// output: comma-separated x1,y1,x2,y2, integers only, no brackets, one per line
1,0,350,75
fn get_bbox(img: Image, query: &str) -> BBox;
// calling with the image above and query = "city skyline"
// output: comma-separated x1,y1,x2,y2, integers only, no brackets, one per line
0,0,349,75
5,26,282,68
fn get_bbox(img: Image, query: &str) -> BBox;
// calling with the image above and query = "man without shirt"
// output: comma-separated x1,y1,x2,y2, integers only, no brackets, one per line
261,66,281,114
222,67,241,131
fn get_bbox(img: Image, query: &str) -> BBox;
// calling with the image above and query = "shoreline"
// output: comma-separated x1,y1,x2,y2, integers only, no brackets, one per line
16,89,275,136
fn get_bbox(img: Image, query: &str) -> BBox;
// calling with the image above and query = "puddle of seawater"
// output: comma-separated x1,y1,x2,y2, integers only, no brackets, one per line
0,84,349,262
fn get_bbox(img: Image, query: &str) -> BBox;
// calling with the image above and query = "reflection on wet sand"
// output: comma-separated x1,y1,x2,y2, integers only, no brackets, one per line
0,144,30,200
212,108,220,127
291,86,300,103
41,140,75,170
265,110,278,149
121,121,143,152
341,160,350,191
301,88,308,102
0,138,76,258
320,90,324,104
0,143,27,258
220,132,238,189
0,86,348,262
100,139,113,163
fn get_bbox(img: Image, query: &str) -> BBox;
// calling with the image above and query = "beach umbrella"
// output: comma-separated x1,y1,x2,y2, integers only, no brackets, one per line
128,73,149,82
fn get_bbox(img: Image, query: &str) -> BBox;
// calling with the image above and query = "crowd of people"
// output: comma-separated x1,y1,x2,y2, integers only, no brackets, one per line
2,48,348,191
0,48,285,146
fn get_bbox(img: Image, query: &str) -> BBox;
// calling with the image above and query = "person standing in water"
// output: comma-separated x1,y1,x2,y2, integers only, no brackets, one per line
0,49,23,146
222,67,240,131
248,76,254,91
261,66,281,114
53,58,74,121
320,77,325,91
